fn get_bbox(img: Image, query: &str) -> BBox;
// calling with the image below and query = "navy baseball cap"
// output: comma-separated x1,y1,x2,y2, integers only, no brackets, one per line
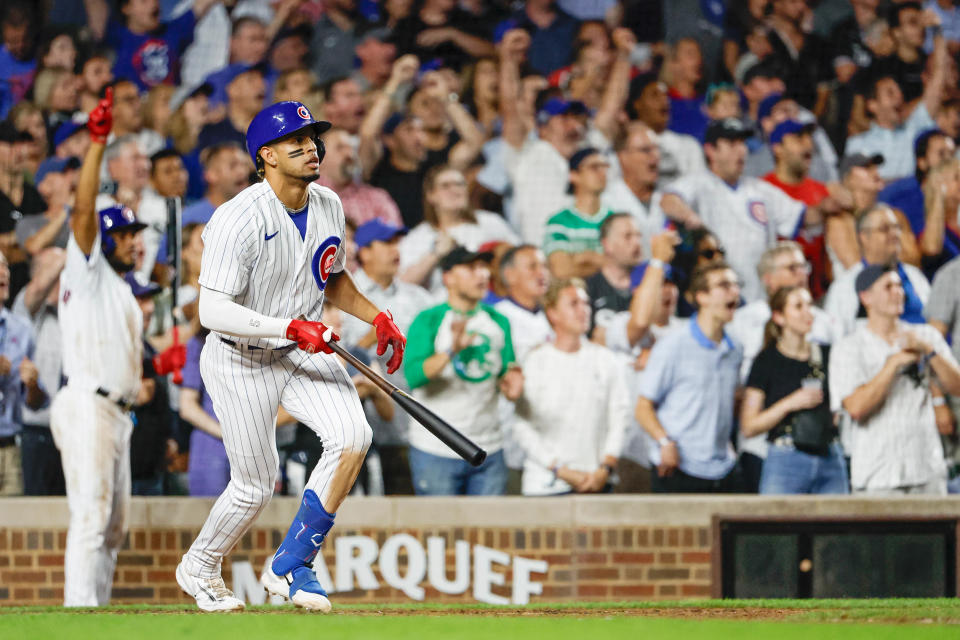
855,263,896,294
439,246,494,272
124,272,161,298
383,112,413,135
757,92,784,123
704,118,751,145
355,219,407,248
770,120,815,145
537,98,588,125
34,156,80,184
53,119,86,147
630,260,677,290
223,62,269,86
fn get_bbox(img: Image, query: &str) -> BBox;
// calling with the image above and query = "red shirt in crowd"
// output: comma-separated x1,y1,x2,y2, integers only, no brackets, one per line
763,173,830,300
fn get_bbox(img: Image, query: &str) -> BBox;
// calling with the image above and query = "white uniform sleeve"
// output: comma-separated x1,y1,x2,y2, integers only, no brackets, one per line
759,180,806,238
63,231,104,290
662,173,703,209
198,206,260,295
198,286,290,338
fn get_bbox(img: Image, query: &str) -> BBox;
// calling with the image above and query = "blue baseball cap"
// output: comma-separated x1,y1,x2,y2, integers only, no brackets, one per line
124,272,161,298
569,147,602,171
34,156,80,184
630,260,677,290
53,120,86,148
770,119,815,145
222,62,269,86
355,219,407,248
757,92,784,123
537,98,588,125
382,112,408,135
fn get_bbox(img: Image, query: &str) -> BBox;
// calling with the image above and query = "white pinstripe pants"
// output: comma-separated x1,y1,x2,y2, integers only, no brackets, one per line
182,335,372,578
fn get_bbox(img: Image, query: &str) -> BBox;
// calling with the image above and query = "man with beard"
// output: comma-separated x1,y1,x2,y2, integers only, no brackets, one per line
315,127,402,227
197,64,268,151
50,89,183,606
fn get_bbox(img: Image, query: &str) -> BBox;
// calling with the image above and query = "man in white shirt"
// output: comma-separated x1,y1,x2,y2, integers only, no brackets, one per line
627,73,706,187
340,220,433,495
507,97,586,244
601,121,667,255
830,264,960,494
661,118,839,302
513,278,628,495
726,241,844,490
824,204,930,335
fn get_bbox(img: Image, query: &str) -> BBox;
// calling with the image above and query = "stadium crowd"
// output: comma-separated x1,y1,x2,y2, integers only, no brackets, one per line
2,0,960,499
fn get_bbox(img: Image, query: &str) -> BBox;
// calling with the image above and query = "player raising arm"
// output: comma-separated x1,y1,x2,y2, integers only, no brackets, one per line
176,102,405,613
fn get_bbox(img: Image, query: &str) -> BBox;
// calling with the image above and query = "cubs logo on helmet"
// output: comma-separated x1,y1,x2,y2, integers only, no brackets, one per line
246,101,333,172
311,236,342,291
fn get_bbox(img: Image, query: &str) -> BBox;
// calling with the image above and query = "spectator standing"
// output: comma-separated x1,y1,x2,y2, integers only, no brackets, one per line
845,15,948,181
0,1,38,121
309,0,368,85
404,247,523,495
627,74,706,187
181,142,251,226
390,0,494,70
501,0,580,75
494,245,552,360
601,124,666,256
583,213,643,339
741,285,849,494
315,128,403,228
917,157,960,275
830,264,960,494
197,64,267,151
179,328,229,496
0,250,47,496
825,204,930,334
352,26,397,93
77,49,114,114
765,0,833,112
13,248,66,496
513,278,628,495
661,118,834,302
926,254,960,491
635,262,744,493
664,38,707,140
137,149,187,281
18,157,78,257
398,165,518,295
320,77,367,136
369,113,430,227
544,147,614,279
340,220,433,495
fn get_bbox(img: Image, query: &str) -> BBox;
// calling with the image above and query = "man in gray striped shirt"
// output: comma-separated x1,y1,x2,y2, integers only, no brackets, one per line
830,264,960,494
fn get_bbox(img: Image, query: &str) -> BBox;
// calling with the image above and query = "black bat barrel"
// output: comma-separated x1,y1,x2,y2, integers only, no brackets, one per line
390,389,487,467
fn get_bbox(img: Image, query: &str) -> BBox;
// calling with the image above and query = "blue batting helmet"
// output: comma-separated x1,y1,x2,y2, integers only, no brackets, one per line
245,101,331,175
98,205,147,256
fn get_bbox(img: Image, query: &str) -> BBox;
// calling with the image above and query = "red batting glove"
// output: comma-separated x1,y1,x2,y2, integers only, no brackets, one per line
153,343,187,377
87,86,113,144
373,310,406,374
286,318,338,354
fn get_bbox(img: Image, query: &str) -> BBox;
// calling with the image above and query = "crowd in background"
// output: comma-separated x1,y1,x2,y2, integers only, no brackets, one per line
2,0,960,499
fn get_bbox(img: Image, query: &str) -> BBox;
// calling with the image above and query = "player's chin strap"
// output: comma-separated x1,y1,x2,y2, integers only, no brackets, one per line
271,489,335,576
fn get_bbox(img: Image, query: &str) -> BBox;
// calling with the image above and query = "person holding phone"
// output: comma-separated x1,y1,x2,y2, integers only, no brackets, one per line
740,285,848,494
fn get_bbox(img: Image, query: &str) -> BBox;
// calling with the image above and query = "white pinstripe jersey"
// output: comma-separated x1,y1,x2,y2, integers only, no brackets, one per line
199,181,347,350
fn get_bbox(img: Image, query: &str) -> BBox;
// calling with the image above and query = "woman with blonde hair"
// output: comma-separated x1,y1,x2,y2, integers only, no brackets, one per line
740,285,848,494
32,68,80,130
399,164,519,294
9,101,49,174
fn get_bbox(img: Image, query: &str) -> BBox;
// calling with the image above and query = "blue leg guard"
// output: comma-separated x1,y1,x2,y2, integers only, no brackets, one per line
272,489,334,598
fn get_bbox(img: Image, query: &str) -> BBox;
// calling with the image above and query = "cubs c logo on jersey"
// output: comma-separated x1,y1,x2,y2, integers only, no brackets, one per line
748,201,768,225
297,105,311,120
311,236,341,291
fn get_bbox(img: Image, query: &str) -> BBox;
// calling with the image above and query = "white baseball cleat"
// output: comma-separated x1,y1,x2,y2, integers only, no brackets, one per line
176,562,246,612
260,565,332,612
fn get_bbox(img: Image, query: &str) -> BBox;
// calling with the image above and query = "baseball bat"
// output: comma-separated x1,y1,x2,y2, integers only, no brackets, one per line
326,340,487,467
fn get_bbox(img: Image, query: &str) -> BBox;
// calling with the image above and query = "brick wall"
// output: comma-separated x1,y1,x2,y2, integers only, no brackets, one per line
0,524,712,605
3,496,959,606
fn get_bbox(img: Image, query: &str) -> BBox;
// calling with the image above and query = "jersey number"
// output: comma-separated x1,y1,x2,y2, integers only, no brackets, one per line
311,236,342,291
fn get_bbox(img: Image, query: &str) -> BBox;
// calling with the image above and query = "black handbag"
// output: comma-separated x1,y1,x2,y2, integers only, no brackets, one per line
786,344,833,456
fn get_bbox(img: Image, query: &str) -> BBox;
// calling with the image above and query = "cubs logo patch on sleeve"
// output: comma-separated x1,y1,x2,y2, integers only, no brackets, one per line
311,236,342,291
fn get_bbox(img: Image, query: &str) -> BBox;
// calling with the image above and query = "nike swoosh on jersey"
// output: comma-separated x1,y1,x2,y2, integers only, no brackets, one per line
265,231,279,241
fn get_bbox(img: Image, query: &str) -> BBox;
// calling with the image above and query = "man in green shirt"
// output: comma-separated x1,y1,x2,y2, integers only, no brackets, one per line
544,147,615,279
404,246,524,495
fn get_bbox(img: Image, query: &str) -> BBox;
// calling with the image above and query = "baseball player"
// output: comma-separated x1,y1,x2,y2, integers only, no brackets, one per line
50,89,185,606
175,101,405,613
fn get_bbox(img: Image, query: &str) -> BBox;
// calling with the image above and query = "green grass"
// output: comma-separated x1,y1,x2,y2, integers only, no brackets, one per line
1,600,958,640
